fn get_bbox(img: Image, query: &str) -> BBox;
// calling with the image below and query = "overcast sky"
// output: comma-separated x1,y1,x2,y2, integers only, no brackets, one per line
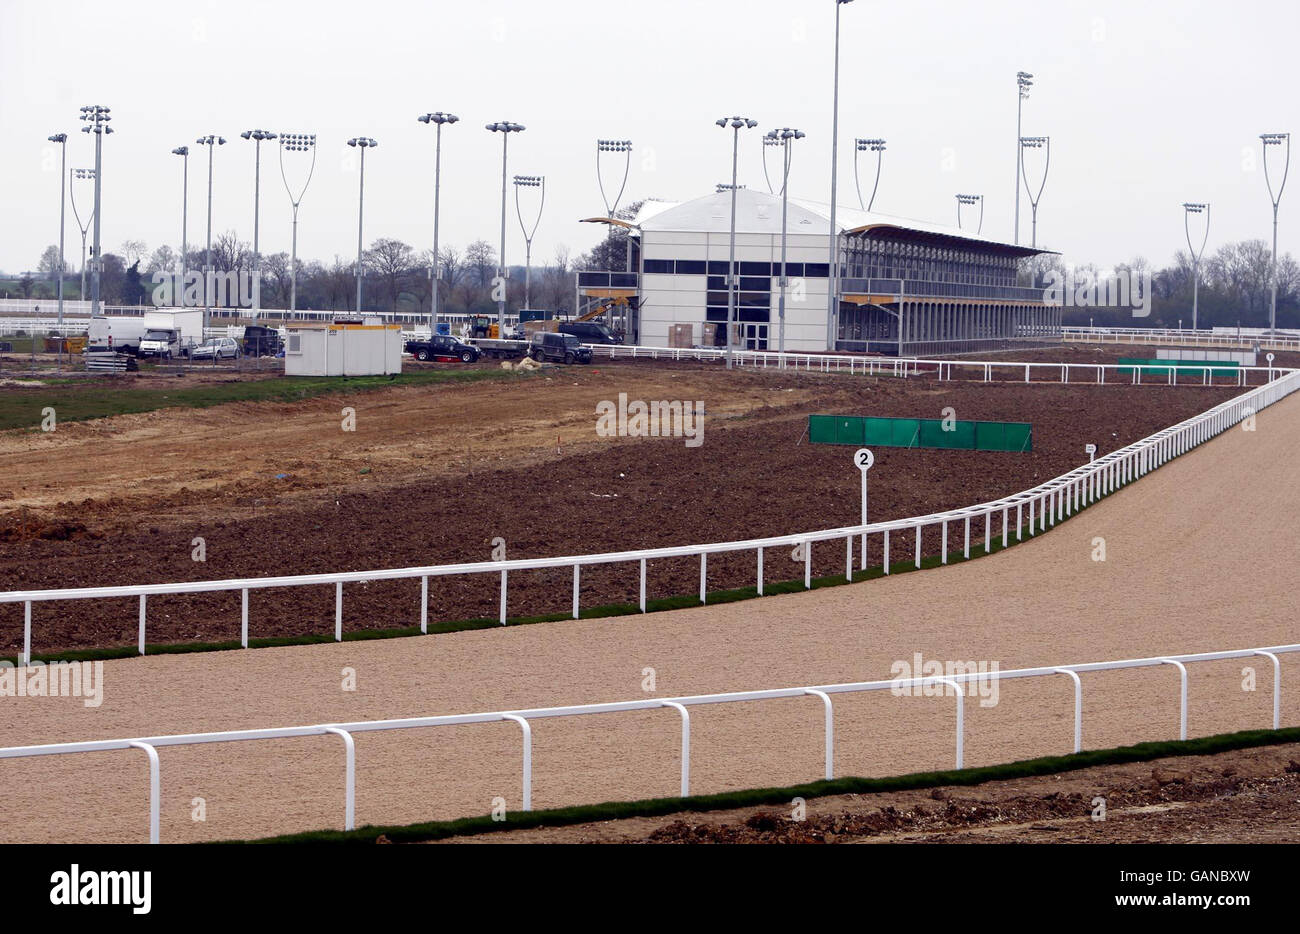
2,0,1298,276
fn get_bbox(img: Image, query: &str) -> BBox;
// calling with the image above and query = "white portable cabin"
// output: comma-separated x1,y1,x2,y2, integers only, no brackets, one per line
284,321,403,376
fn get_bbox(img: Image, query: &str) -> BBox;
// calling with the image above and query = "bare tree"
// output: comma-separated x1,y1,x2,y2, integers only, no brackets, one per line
120,239,147,266
212,231,251,273
364,238,416,311
37,245,61,281
146,245,177,274
464,239,496,287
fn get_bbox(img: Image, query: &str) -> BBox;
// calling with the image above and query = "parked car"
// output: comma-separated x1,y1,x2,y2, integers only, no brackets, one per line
558,321,622,344
530,331,592,364
404,335,480,363
189,337,241,361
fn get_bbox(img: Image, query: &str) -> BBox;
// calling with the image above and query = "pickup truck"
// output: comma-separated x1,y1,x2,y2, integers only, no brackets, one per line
404,335,480,363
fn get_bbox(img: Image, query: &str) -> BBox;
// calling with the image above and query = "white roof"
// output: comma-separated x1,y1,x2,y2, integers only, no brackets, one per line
628,188,1045,254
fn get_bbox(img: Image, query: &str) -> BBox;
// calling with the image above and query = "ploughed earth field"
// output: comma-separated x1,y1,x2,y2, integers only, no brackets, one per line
0,357,1242,653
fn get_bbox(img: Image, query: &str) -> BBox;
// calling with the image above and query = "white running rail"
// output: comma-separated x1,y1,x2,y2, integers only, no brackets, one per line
3,366,1298,663
0,641,1292,843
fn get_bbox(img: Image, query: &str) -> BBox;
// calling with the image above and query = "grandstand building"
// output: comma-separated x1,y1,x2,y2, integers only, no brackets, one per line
578,188,1058,356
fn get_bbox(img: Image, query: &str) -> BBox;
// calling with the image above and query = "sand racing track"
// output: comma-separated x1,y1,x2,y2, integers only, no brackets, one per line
1,388,1298,843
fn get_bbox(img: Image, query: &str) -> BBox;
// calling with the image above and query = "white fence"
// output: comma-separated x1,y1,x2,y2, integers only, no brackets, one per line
0,640,1292,843
589,344,1281,386
1064,325,1300,352
3,364,1298,664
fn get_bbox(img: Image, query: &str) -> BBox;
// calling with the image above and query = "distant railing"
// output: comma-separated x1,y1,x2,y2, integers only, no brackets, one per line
1064,325,1300,352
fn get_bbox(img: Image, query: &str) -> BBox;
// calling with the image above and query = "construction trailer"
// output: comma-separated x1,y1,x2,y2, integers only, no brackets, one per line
283,320,403,376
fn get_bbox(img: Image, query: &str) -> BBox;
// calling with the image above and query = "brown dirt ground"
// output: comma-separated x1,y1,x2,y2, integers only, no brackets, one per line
0,361,1242,653
441,743,1300,844
0,388,1295,843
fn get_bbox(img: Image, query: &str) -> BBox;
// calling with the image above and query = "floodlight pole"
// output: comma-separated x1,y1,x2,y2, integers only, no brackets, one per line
514,175,545,311
241,130,276,319
70,170,95,303
172,147,189,302
195,134,226,330
769,128,805,354
1182,202,1210,331
487,122,526,336
718,117,758,369
1261,133,1290,335
278,133,317,316
48,133,67,331
420,113,459,336
1019,136,1050,248
346,137,378,314
854,138,885,211
826,0,855,352
78,106,112,319
956,194,984,235
1014,72,1033,245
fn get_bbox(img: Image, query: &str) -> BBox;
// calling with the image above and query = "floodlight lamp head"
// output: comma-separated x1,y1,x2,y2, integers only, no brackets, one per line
172,146,188,156
48,133,67,143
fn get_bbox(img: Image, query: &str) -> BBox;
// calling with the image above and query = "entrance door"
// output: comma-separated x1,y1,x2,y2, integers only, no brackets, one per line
743,323,769,350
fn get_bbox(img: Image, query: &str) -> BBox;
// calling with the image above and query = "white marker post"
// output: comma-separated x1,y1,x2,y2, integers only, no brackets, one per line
855,448,874,571
1267,352,1275,381
1085,443,1096,463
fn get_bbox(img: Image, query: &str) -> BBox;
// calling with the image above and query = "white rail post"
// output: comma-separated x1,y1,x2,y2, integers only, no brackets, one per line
756,547,763,595
419,576,429,634
845,535,852,581
241,587,249,648
984,509,991,553
1159,659,1189,741
883,530,890,573
1252,650,1282,730
941,520,948,564
572,564,580,619
639,558,647,612
499,569,507,625
662,701,690,796
804,540,812,588
915,524,922,568
138,594,147,655
963,515,970,558
1053,668,1083,753
805,689,834,780
1028,496,1035,536
323,727,355,831
501,714,533,811
935,677,965,769
700,553,708,603
1001,507,1008,547
335,581,344,640
1016,503,1023,540
22,600,30,667
128,741,161,844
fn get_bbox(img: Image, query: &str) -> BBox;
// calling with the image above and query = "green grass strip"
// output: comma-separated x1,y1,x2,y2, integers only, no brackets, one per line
0,367,520,431
229,725,1300,844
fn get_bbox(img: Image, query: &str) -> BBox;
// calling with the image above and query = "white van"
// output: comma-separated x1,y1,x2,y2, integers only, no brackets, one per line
87,315,149,354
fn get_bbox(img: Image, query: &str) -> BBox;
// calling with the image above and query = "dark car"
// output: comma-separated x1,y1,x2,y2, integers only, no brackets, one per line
241,324,282,357
530,331,592,364
405,334,480,363
558,321,622,344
